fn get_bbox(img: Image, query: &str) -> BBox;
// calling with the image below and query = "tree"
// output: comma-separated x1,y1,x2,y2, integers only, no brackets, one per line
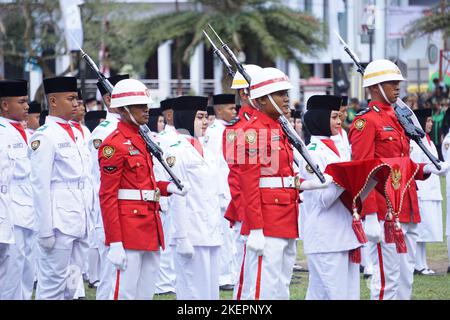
131,0,325,90
0,0,66,78
405,1,450,40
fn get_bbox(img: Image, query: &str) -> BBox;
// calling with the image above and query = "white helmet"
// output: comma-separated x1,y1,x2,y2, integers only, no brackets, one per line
249,67,292,100
110,79,153,108
363,59,405,88
230,64,263,89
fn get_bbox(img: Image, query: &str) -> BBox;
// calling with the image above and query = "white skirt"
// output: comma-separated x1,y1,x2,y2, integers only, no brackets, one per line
417,200,443,242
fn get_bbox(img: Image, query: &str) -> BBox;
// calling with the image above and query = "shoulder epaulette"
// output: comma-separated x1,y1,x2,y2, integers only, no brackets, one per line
355,108,371,116
0,123,5,128
36,125,49,132
169,141,181,148
159,130,167,136
308,143,317,151
99,120,111,128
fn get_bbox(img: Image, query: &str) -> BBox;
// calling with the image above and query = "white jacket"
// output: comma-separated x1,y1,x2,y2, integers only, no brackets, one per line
300,135,360,254
410,139,442,201
166,135,222,247
0,125,15,244
87,113,120,231
29,116,90,239
203,119,231,210
0,117,34,230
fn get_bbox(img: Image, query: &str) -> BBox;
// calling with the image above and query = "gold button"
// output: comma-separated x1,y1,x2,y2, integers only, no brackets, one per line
401,153,404,156
278,147,281,151
133,209,138,214
401,137,404,140
275,198,279,203
389,137,393,141
136,163,140,167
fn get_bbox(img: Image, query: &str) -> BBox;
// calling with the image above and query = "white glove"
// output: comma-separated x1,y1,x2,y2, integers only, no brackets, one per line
246,229,265,256
423,162,450,176
299,174,333,190
107,242,127,271
167,183,189,196
364,214,382,243
176,238,194,259
38,235,56,250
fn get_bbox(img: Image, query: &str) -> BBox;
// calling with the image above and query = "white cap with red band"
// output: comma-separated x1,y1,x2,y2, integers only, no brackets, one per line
249,67,292,100
110,79,153,108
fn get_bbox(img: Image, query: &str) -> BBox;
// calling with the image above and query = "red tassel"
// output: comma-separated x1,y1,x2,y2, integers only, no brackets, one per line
394,227,408,253
352,219,368,244
384,219,395,244
349,248,361,264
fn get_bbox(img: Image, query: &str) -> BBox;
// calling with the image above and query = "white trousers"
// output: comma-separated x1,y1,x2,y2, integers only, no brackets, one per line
2,226,36,300
95,227,115,300
0,243,11,299
370,222,418,300
110,249,160,300
174,246,220,300
305,251,360,300
219,209,235,286
232,223,246,299
155,211,176,294
238,237,296,300
36,230,89,300
415,242,429,271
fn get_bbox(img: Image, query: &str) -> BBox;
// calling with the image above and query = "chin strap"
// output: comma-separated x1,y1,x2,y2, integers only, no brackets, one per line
377,83,395,105
124,106,140,127
244,88,258,109
267,94,284,116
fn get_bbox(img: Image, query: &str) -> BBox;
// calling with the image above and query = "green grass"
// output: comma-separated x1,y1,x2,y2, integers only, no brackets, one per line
79,177,450,300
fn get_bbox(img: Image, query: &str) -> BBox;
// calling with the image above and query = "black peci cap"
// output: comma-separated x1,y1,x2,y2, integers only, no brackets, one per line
0,79,28,97
43,77,77,94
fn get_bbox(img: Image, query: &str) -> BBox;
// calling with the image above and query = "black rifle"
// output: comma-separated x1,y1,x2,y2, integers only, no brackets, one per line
79,48,184,190
334,31,441,170
204,25,326,183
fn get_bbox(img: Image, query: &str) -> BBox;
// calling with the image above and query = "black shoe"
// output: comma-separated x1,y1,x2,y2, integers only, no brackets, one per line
220,284,234,291
155,291,175,295
88,280,99,289
359,265,365,274
447,266,450,274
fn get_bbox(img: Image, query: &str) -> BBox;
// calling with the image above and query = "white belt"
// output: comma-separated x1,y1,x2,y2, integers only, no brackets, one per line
118,189,160,202
51,180,85,190
259,176,300,189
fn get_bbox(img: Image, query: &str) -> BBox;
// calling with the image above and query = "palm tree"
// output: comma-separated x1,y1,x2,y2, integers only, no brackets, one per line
405,1,449,39
132,0,325,90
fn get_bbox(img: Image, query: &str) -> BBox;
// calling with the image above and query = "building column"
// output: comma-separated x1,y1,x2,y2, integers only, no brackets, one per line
213,56,223,94
158,40,172,98
374,0,386,60
190,43,204,95
314,63,324,78
288,61,301,105
29,66,43,101
55,54,71,76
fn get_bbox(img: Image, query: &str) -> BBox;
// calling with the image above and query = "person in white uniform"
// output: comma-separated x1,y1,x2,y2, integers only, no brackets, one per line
203,93,237,291
26,101,42,136
441,130,450,274
88,74,129,299
30,76,91,300
154,97,179,295
0,80,37,300
410,109,443,275
0,84,18,299
166,96,223,300
301,95,361,300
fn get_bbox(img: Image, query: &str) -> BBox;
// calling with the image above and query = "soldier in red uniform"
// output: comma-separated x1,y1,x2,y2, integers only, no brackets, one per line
348,59,449,300
236,67,331,300
98,79,187,300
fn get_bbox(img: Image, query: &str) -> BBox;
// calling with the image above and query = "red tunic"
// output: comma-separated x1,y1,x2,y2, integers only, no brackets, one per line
99,121,170,250
348,101,428,223
222,104,257,226
239,111,299,238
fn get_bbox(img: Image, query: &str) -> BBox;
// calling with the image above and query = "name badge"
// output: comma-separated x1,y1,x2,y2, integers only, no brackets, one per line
58,142,71,148
129,149,140,156
383,126,394,131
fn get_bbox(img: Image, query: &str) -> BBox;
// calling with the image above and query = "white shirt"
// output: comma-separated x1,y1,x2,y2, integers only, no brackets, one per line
166,135,223,246
29,116,90,238
0,124,15,244
300,135,360,254
0,117,34,229
203,119,231,209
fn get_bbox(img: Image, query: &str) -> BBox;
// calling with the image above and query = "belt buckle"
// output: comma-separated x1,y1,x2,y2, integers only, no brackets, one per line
1,185,7,194
78,181,85,189
153,188,161,202
142,190,151,201
294,176,301,190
